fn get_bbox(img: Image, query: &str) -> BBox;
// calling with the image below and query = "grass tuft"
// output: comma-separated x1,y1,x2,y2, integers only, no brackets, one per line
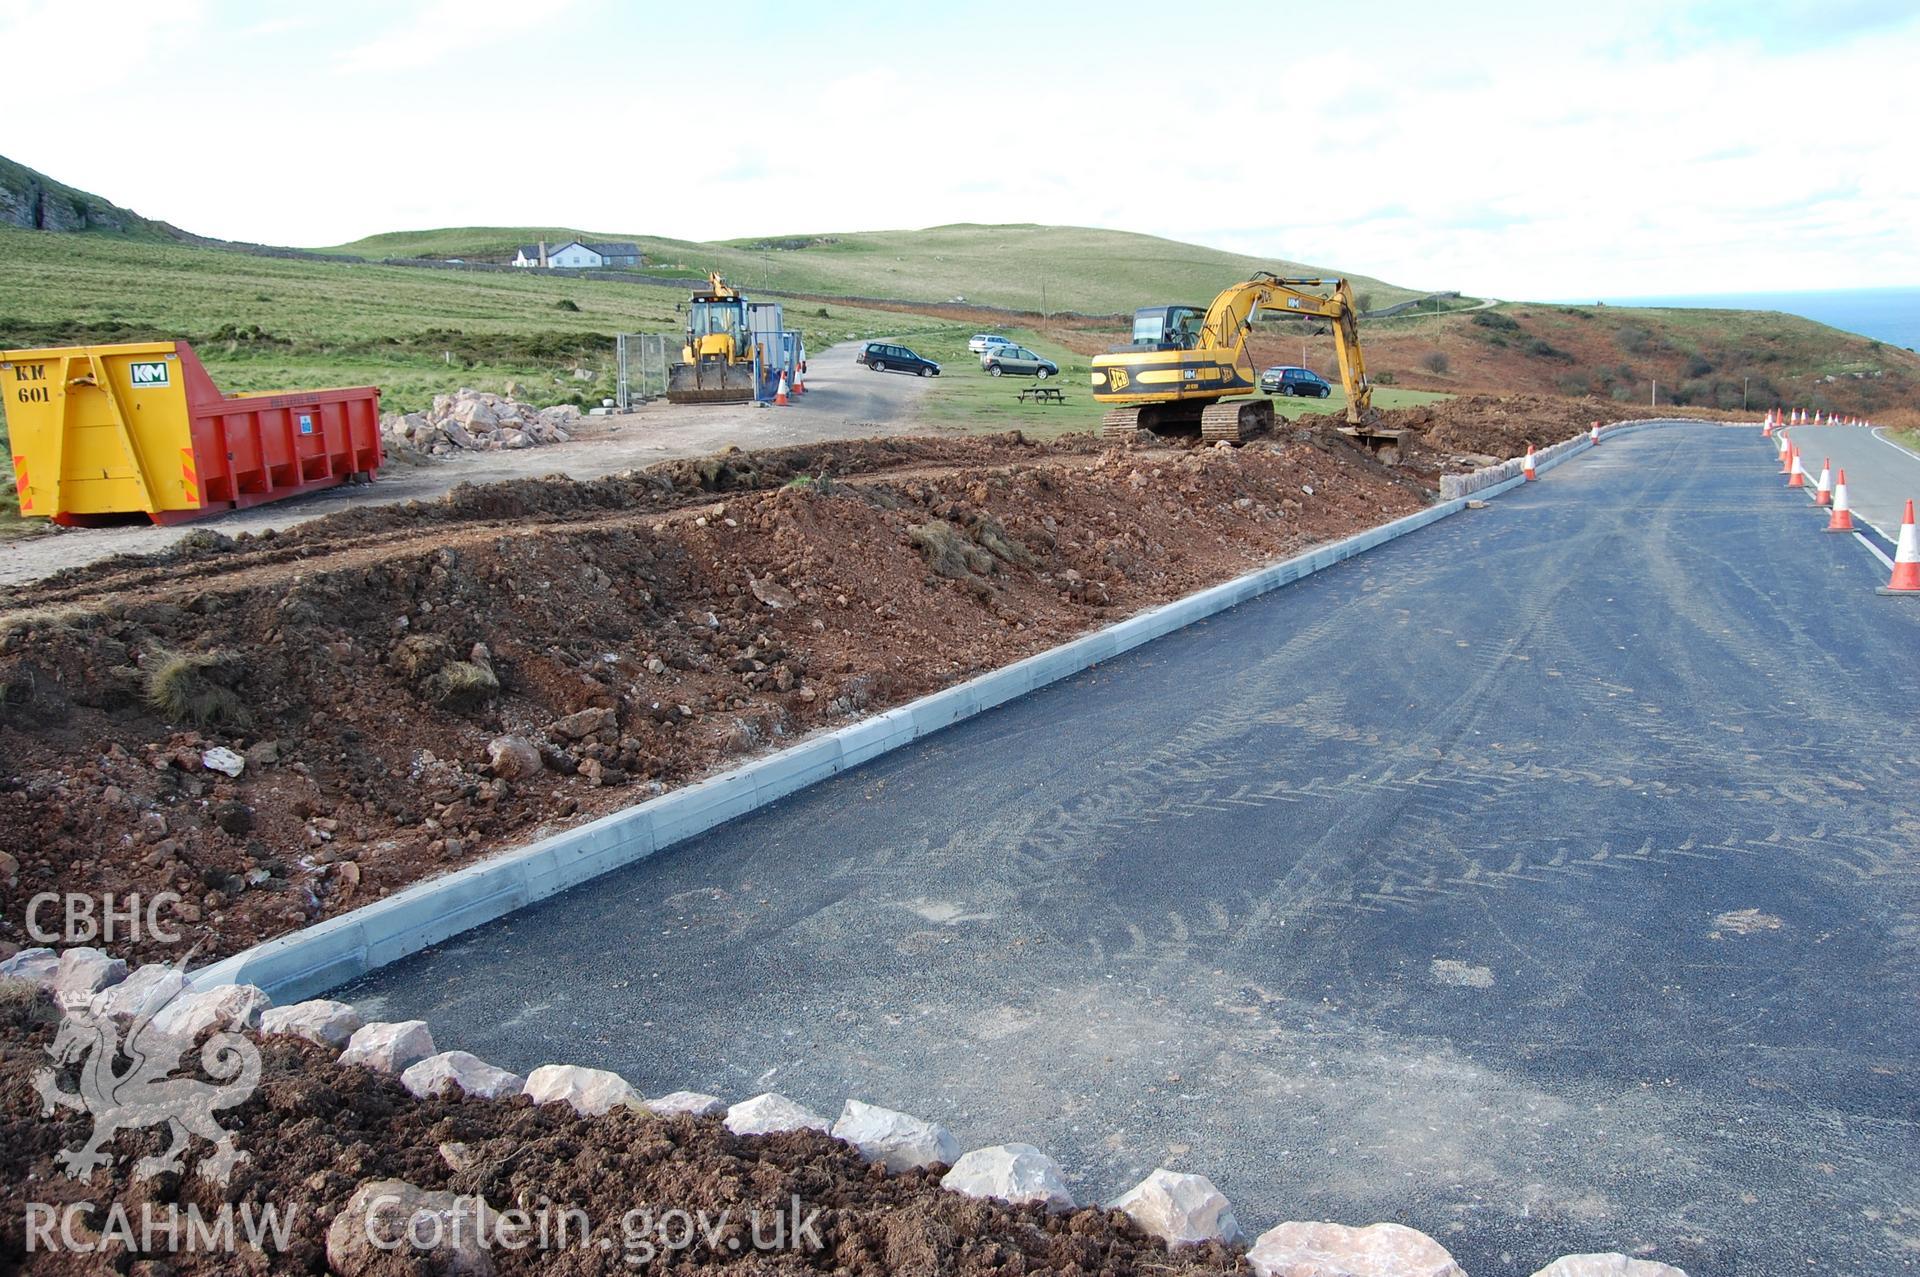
143,648,249,728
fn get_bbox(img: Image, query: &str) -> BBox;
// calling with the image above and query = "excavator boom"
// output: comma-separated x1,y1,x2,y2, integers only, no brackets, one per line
1091,272,1381,445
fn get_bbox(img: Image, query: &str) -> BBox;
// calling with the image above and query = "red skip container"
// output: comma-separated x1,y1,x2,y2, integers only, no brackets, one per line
3,340,382,526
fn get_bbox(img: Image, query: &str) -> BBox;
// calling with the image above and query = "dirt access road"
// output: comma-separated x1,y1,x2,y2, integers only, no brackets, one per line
344,424,1919,1277
0,340,931,587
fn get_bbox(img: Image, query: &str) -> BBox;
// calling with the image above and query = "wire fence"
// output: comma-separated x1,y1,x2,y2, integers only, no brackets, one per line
615,333,674,410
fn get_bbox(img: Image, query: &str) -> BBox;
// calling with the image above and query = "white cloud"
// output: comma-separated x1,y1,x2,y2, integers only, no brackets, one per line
338,0,582,74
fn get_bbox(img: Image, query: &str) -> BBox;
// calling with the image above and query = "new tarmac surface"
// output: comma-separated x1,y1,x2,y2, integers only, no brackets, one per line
1778,423,1920,539
343,423,1919,1277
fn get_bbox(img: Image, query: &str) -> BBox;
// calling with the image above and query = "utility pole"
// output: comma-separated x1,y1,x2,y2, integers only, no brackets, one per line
1651,379,1657,407
1743,377,1750,409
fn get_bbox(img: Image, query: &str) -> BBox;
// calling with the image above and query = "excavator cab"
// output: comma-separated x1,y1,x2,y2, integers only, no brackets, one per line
1129,305,1204,351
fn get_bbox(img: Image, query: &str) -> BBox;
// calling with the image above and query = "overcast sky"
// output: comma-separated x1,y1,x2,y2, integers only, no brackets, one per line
3,0,1915,300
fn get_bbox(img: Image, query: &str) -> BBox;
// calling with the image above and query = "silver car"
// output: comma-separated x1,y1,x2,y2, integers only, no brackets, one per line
968,333,1016,355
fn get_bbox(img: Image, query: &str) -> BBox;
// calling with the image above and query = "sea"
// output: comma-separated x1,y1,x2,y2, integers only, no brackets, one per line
1588,287,1920,352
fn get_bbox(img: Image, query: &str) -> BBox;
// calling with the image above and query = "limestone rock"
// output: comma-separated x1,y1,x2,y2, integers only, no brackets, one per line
89,963,192,1021
326,1178,494,1276
150,983,270,1038
522,1063,644,1116
749,576,798,609
339,1020,436,1073
548,706,615,740
485,735,542,780
402,1051,525,1101
724,1092,830,1137
0,947,59,984
831,1099,959,1172
1531,1255,1688,1277
201,746,246,777
1109,1168,1242,1246
940,1143,1075,1211
260,999,364,1047
645,1090,726,1118
1247,1221,1465,1277
53,948,127,1004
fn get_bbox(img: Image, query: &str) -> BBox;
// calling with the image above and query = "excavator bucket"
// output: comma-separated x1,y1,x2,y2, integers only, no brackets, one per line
666,359,757,405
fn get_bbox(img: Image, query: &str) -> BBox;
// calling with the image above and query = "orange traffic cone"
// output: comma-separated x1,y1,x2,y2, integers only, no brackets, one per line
1590,421,1601,444
1778,436,1793,474
1813,457,1833,506
1523,444,1537,481
775,372,790,405
792,367,806,396
1880,500,1920,594
1762,411,1774,438
1826,470,1854,532
1787,446,1807,488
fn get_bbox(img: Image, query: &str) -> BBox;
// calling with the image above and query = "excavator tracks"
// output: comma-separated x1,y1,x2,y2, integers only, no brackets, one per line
1100,408,1147,442
1200,398,1274,444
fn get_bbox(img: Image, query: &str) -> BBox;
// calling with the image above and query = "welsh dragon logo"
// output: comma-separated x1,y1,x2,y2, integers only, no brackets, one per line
33,962,261,1185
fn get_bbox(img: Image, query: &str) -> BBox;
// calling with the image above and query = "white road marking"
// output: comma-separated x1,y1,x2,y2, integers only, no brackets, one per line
1853,532,1895,572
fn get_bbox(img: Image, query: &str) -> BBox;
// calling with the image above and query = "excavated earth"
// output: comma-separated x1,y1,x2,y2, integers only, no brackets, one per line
0,986,1246,1275
0,431,1426,963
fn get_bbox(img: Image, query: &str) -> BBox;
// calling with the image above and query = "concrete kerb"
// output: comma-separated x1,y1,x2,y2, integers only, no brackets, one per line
189,420,1706,1002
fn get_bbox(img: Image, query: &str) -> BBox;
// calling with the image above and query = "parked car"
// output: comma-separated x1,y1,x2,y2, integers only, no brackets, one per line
1260,366,1332,397
982,346,1059,379
861,342,940,377
968,334,1017,355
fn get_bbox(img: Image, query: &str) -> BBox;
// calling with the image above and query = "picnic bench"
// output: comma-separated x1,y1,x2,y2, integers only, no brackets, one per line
1017,386,1067,404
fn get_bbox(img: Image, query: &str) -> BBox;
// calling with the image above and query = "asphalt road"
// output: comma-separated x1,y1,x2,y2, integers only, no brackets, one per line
0,340,931,586
1779,424,1920,539
341,423,1919,1277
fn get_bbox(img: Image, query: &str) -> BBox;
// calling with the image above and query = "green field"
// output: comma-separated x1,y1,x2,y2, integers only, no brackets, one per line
327,223,1443,318
890,326,1449,439
0,230,916,414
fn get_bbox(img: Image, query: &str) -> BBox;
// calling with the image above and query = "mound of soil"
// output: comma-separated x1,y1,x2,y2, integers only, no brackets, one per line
0,987,1244,1274
1296,393,1727,475
0,433,1422,963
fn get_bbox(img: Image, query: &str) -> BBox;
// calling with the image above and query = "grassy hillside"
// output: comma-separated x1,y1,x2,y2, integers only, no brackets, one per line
0,230,918,414
1291,302,1920,421
327,223,1444,317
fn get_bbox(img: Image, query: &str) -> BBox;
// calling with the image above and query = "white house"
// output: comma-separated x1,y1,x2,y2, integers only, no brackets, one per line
511,240,643,270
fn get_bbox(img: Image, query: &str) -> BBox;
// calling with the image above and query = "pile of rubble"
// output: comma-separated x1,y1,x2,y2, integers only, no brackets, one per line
382,388,583,458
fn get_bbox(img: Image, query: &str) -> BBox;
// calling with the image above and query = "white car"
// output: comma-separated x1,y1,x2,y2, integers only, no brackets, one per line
968,334,1016,355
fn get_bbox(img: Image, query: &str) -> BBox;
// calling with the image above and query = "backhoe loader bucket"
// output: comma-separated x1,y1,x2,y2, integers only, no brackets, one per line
666,359,756,405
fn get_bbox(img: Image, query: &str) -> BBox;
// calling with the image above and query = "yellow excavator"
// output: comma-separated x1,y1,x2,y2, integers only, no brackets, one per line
1091,273,1387,446
667,273,757,404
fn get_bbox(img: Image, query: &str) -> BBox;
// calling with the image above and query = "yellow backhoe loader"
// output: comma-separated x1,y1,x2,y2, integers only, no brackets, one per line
667,273,758,404
1091,273,1393,447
